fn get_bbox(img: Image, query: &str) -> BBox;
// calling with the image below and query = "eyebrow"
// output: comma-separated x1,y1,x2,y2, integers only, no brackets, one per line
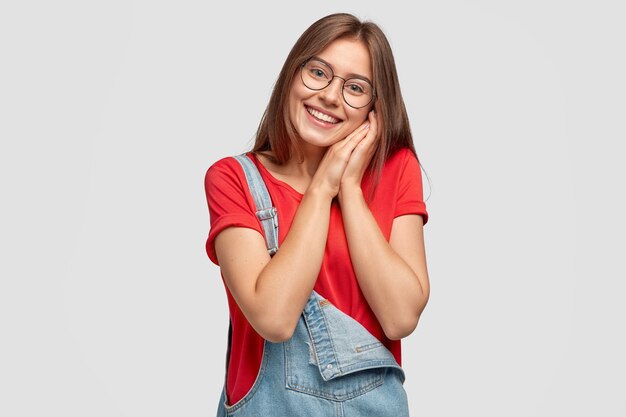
311,56,374,86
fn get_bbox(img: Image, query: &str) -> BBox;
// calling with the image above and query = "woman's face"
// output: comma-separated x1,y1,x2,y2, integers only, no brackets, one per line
288,38,373,150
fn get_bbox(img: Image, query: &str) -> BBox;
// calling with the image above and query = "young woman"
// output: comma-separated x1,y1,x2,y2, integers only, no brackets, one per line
205,13,430,416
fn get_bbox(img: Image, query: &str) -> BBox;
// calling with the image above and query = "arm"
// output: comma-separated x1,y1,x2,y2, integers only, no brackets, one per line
212,122,372,342
338,111,430,340
338,187,430,340
215,188,332,342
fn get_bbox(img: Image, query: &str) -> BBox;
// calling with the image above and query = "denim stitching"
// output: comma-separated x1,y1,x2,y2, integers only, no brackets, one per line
354,341,383,353
285,369,384,401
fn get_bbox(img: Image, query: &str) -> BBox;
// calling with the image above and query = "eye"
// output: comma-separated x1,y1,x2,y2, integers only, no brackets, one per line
346,83,364,94
312,68,326,78
344,80,370,96
308,66,329,80
304,59,332,81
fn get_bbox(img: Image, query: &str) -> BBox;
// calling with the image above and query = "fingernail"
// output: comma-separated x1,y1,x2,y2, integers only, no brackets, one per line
364,123,370,130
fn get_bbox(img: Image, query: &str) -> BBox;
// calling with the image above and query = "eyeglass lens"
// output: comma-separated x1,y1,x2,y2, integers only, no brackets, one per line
301,60,374,109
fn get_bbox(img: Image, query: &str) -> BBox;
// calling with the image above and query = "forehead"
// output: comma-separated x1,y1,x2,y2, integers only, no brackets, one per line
315,38,372,79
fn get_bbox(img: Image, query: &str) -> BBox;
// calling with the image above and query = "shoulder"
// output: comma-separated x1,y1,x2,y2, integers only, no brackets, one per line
204,154,249,190
205,155,244,178
381,147,419,178
387,147,417,166
372,147,424,201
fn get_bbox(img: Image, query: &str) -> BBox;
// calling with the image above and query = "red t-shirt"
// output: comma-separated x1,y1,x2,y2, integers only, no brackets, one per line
204,148,428,405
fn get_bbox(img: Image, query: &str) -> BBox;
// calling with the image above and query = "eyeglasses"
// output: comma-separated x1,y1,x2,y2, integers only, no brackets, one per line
300,58,376,109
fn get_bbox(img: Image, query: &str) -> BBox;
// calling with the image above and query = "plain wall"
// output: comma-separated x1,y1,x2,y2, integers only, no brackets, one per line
1,1,624,415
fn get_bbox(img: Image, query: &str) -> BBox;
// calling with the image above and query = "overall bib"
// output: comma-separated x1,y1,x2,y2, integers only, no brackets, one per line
216,154,409,417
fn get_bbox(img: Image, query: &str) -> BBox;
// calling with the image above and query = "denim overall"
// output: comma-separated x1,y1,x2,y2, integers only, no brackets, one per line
216,154,409,417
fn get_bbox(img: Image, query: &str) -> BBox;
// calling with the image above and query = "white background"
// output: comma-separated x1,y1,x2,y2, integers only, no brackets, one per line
1,1,625,416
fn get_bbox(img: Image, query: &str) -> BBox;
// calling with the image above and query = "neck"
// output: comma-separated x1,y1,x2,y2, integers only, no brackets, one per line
285,143,326,179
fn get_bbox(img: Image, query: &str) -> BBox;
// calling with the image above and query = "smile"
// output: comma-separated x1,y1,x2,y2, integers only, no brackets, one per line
305,106,341,124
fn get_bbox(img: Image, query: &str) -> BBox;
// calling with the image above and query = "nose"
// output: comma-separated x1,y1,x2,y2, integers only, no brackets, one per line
318,77,343,106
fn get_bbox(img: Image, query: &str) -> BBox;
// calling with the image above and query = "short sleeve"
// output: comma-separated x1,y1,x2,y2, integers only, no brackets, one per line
204,158,264,265
394,150,429,224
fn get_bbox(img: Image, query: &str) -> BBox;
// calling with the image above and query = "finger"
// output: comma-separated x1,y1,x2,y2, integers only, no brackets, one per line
351,123,377,156
353,127,377,157
323,122,369,165
368,110,378,131
358,112,377,147
334,121,370,152
344,121,370,144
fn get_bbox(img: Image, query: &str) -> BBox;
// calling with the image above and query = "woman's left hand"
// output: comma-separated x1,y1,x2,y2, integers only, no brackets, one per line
339,109,379,192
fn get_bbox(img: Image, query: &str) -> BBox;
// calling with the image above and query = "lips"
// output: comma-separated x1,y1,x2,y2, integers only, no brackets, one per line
305,105,342,124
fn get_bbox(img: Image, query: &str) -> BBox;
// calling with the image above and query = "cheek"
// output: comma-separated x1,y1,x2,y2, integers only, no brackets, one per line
288,84,311,116
289,79,311,102
287,90,302,122
346,110,369,128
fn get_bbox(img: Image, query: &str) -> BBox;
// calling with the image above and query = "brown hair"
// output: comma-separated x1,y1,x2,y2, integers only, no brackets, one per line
252,13,417,195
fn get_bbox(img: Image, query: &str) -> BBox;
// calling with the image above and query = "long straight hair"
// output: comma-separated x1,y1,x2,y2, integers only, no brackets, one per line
252,13,417,195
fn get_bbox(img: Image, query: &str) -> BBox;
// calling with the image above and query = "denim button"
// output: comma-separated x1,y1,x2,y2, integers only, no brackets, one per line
326,364,333,370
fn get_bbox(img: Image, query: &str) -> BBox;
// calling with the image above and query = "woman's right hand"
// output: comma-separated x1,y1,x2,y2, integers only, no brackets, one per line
309,120,371,198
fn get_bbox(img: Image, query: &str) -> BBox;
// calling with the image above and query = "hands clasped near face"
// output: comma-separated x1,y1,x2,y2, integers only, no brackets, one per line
313,109,378,199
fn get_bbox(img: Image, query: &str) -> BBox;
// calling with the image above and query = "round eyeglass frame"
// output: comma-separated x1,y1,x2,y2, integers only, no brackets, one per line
299,59,376,109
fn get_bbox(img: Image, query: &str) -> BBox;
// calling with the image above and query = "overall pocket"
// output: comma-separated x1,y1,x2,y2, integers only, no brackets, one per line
284,316,384,401
284,293,403,401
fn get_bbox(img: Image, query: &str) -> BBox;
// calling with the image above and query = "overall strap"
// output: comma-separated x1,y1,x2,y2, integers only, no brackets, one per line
232,154,279,256
221,153,281,403
218,153,282,411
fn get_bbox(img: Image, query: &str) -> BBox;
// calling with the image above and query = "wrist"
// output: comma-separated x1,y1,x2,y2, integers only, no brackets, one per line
304,184,336,205
338,183,363,204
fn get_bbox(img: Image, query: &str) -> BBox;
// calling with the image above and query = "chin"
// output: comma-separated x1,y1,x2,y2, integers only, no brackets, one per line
297,129,345,149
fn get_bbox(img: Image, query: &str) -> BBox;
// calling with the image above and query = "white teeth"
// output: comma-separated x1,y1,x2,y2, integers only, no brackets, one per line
306,106,339,124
